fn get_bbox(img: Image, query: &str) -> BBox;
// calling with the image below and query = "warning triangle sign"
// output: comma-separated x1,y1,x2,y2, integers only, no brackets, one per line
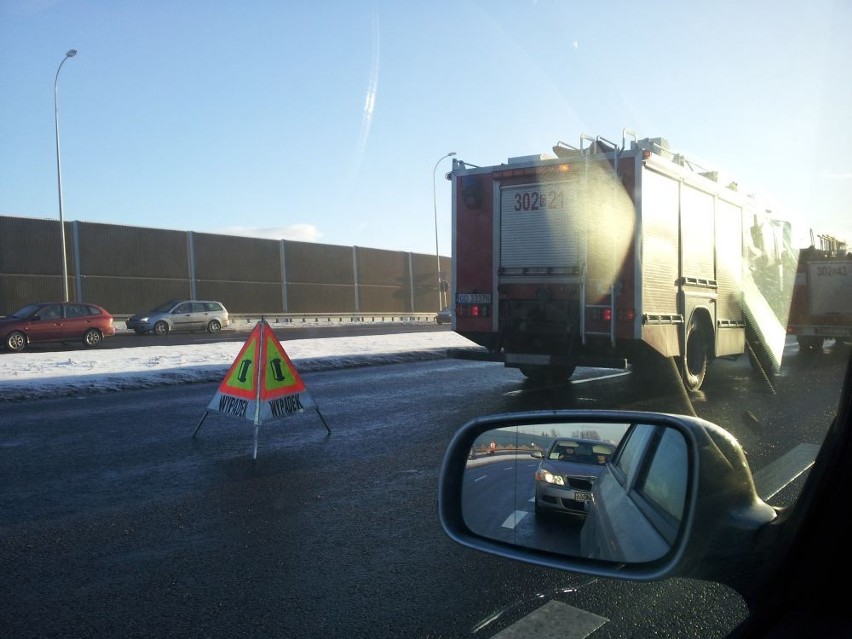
194,319,330,459
205,319,316,425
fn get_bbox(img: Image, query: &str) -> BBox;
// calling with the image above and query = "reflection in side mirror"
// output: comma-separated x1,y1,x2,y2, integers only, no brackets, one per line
582,424,687,562
439,410,777,582
461,420,681,562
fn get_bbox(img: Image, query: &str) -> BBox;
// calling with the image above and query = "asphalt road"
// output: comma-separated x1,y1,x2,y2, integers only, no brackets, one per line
0,339,847,638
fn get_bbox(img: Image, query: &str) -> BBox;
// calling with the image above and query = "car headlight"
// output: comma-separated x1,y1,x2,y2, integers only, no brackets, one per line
535,469,564,486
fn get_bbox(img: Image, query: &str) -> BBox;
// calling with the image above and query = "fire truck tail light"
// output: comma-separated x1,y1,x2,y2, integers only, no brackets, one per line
457,304,490,319
590,308,634,322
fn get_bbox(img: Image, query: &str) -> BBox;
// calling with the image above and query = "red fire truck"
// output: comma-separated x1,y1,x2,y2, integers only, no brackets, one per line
787,233,851,352
449,131,795,391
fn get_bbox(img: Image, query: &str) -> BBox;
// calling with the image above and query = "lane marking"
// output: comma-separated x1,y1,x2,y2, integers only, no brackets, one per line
491,600,608,638
753,442,820,501
503,370,629,395
501,510,528,529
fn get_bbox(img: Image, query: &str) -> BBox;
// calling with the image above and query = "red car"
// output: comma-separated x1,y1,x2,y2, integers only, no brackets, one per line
1,302,116,352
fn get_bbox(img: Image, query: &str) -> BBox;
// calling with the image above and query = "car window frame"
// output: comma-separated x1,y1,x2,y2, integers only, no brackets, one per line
36,303,63,320
612,423,655,485
629,428,689,545
605,423,686,546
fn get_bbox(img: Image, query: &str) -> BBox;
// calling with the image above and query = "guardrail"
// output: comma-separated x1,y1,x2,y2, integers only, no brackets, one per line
111,312,440,329
234,313,438,326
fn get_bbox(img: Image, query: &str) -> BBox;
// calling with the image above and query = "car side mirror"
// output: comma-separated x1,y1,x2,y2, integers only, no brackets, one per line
438,410,777,583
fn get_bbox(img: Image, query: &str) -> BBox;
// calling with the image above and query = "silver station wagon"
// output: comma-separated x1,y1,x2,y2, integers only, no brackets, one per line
126,299,230,336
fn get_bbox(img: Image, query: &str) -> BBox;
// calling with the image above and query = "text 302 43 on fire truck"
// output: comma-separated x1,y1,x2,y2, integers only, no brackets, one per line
787,233,851,353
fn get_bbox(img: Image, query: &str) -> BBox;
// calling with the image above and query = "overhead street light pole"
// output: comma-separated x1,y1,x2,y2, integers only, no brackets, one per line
433,151,455,311
54,49,77,302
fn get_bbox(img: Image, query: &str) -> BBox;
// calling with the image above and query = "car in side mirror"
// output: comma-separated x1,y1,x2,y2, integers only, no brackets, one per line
438,410,778,582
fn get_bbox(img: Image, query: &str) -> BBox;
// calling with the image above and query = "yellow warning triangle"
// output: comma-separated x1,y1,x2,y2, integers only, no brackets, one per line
217,322,262,400
259,328,306,399
195,319,331,457
206,319,316,424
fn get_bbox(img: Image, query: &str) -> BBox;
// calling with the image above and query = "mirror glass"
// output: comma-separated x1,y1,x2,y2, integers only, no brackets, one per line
461,420,688,563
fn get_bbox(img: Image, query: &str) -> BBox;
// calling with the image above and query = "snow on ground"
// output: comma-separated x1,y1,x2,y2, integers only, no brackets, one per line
0,328,479,402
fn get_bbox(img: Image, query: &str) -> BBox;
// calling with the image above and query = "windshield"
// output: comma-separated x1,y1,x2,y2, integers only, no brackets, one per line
1,3,849,638
546,440,614,461
151,301,180,313
9,304,41,318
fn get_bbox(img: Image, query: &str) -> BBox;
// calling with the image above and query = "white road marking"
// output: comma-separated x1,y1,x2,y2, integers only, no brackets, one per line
503,370,629,395
491,600,608,638
501,510,529,529
753,442,820,501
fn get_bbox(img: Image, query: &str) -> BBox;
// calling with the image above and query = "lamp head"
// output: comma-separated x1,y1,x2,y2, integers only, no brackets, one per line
66,49,77,58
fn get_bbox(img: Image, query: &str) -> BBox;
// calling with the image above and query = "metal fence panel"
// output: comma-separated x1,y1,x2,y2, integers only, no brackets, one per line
194,233,281,282
195,281,283,314
78,222,188,278
286,283,357,313
81,277,191,314
285,240,354,284
0,217,66,275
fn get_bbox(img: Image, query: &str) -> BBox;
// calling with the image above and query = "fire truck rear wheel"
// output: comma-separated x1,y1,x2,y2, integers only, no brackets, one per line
681,318,708,392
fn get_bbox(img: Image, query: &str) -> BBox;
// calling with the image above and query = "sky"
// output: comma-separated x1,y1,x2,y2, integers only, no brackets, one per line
0,325,476,402
2,1,851,254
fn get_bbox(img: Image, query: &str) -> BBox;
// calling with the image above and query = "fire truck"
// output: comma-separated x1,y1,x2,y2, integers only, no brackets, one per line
787,233,851,352
449,130,795,391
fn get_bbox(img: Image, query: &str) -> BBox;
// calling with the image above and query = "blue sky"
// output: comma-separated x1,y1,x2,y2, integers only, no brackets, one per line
2,1,851,254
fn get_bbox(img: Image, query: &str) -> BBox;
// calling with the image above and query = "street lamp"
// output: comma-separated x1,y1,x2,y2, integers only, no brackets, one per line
54,49,77,302
433,151,456,311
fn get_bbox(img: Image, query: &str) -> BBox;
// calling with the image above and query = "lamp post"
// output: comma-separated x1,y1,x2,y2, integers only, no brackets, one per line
54,49,77,302
433,151,456,311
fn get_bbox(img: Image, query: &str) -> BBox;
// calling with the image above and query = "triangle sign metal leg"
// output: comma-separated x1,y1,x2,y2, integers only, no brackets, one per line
193,411,209,438
316,407,332,435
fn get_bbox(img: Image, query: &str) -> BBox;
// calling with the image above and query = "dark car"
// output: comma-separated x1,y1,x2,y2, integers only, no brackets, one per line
579,421,690,562
435,307,452,325
1,302,116,352
532,437,615,518
125,299,230,336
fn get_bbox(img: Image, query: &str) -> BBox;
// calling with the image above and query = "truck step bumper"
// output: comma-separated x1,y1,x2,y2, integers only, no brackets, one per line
447,348,629,370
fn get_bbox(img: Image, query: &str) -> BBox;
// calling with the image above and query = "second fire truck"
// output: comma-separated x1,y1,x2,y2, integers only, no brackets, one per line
787,233,851,352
